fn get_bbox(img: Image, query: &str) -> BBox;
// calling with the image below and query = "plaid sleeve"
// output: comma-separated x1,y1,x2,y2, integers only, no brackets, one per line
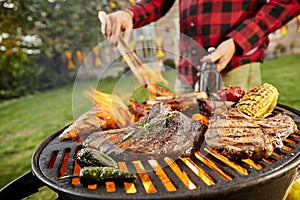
127,0,175,28
228,0,300,54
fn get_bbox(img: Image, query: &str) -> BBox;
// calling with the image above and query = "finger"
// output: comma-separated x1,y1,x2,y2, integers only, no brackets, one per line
112,19,121,37
215,57,230,72
207,51,221,63
98,11,107,23
98,11,107,36
101,21,107,36
106,15,112,37
200,50,221,63
200,55,212,63
111,20,121,45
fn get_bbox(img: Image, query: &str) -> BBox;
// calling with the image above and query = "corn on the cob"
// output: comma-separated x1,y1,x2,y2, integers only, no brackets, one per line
235,83,279,118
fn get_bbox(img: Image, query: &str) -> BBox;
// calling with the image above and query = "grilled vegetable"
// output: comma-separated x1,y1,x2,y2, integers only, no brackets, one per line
60,166,136,184
77,147,118,169
235,83,279,118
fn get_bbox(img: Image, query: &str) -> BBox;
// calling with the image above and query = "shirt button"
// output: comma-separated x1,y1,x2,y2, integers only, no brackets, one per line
190,22,195,27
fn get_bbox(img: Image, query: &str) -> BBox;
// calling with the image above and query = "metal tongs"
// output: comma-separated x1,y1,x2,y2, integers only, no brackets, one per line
198,47,222,97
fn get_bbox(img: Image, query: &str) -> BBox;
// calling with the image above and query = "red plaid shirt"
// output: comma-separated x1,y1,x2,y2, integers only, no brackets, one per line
128,0,300,85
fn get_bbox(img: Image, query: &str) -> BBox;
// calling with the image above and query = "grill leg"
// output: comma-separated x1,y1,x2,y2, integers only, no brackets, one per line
0,171,45,199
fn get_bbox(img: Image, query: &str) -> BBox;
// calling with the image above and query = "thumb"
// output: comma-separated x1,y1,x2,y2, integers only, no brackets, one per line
98,11,107,23
201,50,221,63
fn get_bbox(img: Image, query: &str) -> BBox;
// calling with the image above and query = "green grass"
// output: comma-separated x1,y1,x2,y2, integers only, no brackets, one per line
261,54,300,110
0,85,74,199
0,54,299,199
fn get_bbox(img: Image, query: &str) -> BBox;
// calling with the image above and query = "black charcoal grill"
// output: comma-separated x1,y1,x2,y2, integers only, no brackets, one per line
1,104,300,200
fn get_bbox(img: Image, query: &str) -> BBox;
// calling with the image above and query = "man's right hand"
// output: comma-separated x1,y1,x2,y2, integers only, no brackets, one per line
98,10,134,45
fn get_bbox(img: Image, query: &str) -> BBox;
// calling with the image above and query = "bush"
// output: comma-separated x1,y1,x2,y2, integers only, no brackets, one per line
0,50,38,99
33,53,74,91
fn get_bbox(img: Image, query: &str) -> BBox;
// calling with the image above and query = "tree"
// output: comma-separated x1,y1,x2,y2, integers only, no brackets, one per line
0,0,102,97
0,0,39,98
0,0,134,98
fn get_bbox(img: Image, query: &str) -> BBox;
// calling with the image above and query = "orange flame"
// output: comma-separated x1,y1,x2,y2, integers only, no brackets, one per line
84,87,135,128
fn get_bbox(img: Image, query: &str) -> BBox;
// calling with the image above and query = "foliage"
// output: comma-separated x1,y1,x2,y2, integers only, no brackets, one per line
0,0,135,98
0,49,37,98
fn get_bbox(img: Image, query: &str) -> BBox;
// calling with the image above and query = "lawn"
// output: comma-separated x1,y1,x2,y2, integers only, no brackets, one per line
261,54,300,110
0,85,74,199
0,54,300,199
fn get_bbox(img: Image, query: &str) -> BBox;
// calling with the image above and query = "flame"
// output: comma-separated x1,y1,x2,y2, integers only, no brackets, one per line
84,87,135,128
180,157,215,186
204,147,248,175
148,159,177,192
147,82,174,100
82,60,174,128
129,99,152,119
134,61,173,100
118,162,137,194
132,160,157,193
194,152,232,181
105,181,116,192
164,157,197,190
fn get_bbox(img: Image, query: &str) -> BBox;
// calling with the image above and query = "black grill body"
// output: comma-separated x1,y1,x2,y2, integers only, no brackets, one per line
1,104,300,200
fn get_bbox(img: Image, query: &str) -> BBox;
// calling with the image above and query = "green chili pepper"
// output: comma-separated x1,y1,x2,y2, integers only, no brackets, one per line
77,147,118,169
60,166,136,184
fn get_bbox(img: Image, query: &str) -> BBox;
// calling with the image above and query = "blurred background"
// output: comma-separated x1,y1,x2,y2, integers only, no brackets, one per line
1,0,300,199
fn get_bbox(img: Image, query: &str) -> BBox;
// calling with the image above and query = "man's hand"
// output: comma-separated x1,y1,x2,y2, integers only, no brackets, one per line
98,10,133,44
201,38,236,72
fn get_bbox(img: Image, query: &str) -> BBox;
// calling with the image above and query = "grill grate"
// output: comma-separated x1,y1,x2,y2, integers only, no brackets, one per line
36,131,300,195
32,105,300,199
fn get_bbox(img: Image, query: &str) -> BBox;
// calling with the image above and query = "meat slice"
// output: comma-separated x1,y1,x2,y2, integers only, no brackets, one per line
83,103,207,158
205,107,298,159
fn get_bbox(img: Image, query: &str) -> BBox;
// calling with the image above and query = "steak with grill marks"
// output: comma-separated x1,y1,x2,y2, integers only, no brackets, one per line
205,107,298,159
83,103,207,158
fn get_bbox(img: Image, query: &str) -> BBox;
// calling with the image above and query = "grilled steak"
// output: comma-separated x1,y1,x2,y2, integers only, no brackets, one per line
205,107,298,159
83,103,207,158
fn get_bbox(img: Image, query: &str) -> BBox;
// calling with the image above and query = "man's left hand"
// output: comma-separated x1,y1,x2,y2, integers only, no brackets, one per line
201,38,236,72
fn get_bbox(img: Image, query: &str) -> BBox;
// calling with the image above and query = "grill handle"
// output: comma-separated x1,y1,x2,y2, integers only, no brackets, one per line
0,171,45,199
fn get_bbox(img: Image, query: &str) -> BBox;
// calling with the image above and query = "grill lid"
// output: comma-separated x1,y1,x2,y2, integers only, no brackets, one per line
32,104,300,200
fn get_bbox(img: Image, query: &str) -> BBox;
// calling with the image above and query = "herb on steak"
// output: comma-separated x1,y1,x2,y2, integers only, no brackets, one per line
123,114,173,140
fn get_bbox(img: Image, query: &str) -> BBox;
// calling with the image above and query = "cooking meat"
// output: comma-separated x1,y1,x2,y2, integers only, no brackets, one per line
205,107,298,159
59,105,118,140
83,103,207,158
216,86,245,102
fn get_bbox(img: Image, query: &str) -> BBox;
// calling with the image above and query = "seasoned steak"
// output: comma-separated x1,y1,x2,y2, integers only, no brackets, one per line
83,103,207,158
205,107,298,159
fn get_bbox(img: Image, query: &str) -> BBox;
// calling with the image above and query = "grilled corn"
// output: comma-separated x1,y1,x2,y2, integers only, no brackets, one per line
235,83,279,118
